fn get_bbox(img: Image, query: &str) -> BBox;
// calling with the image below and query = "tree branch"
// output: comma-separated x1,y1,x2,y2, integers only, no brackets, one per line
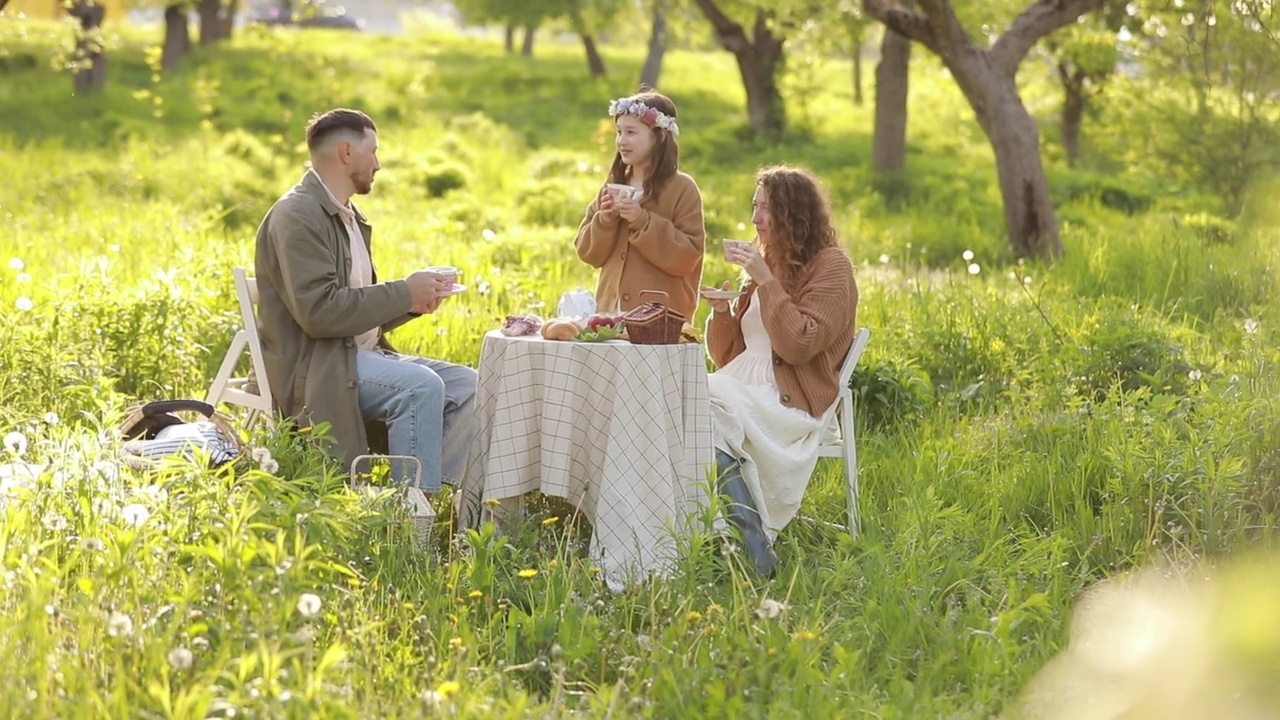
989,0,1105,76
692,0,752,55
862,0,938,52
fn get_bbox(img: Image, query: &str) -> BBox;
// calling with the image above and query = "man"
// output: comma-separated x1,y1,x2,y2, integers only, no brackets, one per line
255,108,477,521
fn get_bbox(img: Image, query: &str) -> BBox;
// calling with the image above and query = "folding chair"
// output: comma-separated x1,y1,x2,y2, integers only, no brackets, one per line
815,327,871,538
205,267,274,427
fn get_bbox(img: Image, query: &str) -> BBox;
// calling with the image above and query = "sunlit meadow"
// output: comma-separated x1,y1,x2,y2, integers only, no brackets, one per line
1,14,1279,718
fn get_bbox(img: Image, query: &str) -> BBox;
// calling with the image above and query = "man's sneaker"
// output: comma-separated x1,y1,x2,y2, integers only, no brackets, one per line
405,487,436,547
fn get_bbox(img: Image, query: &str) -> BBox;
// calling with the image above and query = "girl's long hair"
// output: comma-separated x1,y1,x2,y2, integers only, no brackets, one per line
755,165,840,291
607,88,680,201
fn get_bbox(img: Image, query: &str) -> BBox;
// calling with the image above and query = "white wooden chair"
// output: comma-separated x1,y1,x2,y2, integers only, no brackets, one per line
205,267,274,427
815,327,871,538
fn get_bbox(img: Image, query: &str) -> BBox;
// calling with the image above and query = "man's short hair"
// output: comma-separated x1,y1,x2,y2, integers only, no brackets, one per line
305,108,376,152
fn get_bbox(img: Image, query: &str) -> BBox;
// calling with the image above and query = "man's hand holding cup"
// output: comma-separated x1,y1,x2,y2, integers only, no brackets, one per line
406,269,448,310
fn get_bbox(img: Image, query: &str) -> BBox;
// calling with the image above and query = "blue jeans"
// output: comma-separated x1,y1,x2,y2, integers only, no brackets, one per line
356,349,479,493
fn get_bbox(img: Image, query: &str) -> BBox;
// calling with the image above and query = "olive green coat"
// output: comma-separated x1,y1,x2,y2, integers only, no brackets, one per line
254,171,417,465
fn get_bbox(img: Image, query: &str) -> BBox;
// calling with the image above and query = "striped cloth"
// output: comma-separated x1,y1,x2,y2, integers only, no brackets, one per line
123,423,240,468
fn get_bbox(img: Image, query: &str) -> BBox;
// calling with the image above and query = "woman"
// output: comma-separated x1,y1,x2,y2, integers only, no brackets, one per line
574,89,705,320
703,166,859,575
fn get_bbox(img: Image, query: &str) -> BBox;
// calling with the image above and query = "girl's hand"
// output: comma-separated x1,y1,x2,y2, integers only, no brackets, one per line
617,195,645,224
725,243,773,284
700,281,735,314
597,187,620,223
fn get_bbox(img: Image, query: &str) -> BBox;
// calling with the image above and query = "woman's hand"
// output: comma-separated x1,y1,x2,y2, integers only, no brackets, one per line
725,243,773,285
700,281,735,314
617,195,645,224
597,187,620,223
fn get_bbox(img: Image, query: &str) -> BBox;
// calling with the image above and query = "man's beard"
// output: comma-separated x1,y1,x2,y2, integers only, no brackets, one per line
353,172,374,195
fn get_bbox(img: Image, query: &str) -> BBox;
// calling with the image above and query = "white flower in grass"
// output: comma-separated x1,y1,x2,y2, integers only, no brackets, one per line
967,263,981,275
1244,318,1259,335
250,447,272,464
296,593,322,618
107,610,134,637
191,636,210,651
878,254,890,265
756,598,790,620
15,297,33,312
963,250,975,261
3,432,27,456
42,512,68,532
42,412,58,426
1189,369,1202,381
16,273,31,284
121,503,150,527
260,458,280,475
7,258,23,271
482,228,496,241
168,646,194,670
83,538,106,552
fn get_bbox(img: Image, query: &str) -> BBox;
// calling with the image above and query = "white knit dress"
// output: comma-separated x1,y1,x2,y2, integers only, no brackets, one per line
708,297,834,538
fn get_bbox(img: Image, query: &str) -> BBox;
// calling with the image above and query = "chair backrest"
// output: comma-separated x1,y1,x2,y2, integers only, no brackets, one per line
233,267,271,402
835,328,871,400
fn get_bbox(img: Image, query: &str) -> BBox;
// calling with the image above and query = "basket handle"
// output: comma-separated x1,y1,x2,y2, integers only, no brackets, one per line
141,400,217,418
638,289,670,305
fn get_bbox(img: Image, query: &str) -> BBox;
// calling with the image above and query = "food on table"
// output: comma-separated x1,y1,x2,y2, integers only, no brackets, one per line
586,314,625,332
540,319,582,341
500,314,544,337
679,323,702,344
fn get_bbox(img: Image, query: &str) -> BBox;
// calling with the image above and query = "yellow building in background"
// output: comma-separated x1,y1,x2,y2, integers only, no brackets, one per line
3,0,128,21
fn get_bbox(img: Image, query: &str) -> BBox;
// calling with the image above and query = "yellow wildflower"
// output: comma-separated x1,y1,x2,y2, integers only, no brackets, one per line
518,569,538,579
436,680,461,697
686,611,703,623
468,590,483,599
484,498,501,507
795,630,817,640
542,516,559,525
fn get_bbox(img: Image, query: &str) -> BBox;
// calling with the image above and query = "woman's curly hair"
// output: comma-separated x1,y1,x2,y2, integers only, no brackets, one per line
755,165,839,291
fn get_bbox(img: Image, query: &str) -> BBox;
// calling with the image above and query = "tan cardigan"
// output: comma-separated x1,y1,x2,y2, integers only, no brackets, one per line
574,171,705,320
706,247,859,418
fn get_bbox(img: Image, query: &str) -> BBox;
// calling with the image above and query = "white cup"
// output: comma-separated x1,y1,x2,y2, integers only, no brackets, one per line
428,265,459,290
722,239,752,262
605,183,637,201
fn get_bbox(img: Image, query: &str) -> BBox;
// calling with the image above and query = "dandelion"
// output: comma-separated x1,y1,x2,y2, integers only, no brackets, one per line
963,250,975,261
436,680,461,697
42,412,58,426
756,598,790,620
121,503,150,527
42,512,68,531
720,541,738,557
1022,276,1033,286
260,458,280,474
517,569,538,579
878,253,890,264
794,630,817,640
168,646,194,670
191,637,210,651
16,273,31,284
3,431,27,456
967,263,981,276
482,228,496,241
685,610,703,623
83,537,105,552
484,498,501,507
7,258,23,271
291,625,317,644
296,592,322,618
541,516,559,526
15,297,33,312
468,590,483,599
107,610,134,637
1244,318,1259,335
1189,369,1202,381
251,447,272,464
448,636,465,651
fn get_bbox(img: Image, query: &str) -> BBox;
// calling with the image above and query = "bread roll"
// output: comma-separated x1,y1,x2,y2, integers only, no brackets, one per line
541,320,581,341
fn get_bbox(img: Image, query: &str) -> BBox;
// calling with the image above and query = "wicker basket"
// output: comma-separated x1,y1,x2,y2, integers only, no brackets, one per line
120,400,248,468
622,290,686,345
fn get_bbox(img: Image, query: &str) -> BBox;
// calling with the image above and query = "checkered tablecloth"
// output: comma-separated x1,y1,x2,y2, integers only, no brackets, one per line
459,330,714,588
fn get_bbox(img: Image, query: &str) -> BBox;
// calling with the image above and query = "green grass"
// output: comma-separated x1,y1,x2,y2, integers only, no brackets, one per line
1,17,1279,718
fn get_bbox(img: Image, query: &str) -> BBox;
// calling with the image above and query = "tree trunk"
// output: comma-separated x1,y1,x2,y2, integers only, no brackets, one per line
504,24,515,53
640,0,667,88
693,2,786,137
952,58,1060,259
521,25,535,57
579,33,607,76
853,47,863,106
872,27,911,172
69,0,107,95
198,0,237,44
1058,64,1086,167
162,5,192,70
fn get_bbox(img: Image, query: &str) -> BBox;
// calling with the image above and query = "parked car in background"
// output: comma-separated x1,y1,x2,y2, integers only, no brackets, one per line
251,3,364,31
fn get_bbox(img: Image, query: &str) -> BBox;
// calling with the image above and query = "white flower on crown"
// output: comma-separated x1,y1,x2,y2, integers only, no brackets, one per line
608,97,680,137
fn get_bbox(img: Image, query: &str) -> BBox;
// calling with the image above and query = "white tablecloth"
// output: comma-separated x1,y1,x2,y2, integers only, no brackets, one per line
460,330,714,587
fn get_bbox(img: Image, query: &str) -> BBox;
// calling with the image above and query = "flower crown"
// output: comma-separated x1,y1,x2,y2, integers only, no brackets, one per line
608,97,680,137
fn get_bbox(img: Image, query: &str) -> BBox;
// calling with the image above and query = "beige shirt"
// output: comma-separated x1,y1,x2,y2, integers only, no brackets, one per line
310,170,379,350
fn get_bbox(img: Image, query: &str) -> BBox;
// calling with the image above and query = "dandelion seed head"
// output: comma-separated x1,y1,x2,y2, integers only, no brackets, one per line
3,431,27,456
250,447,272,464
121,503,150,527
296,593,322,618
15,297,33,312
7,258,23,271
481,228,496,241
16,273,31,284
878,253,890,264
1244,318,1259,335
1189,369,1202,381
42,412,58,425
260,459,279,474
107,610,134,637
42,512,67,532
191,636,210,651
963,250,975,261
756,598,790,620
967,263,981,275
168,646,193,670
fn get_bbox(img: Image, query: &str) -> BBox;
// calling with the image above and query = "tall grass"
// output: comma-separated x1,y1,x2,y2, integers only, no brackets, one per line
0,18,1278,717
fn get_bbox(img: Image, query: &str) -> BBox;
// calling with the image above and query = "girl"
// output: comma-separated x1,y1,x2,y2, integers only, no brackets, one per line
574,89,705,320
702,166,859,575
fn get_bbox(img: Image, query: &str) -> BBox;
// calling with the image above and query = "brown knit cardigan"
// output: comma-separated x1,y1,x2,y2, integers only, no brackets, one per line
706,246,859,418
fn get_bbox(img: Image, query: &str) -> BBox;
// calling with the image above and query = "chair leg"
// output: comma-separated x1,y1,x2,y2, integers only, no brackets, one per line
842,395,860,538
205,331,248,406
